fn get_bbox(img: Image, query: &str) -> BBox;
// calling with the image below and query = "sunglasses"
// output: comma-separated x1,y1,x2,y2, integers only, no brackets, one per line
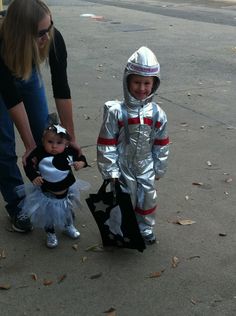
37,20,53,38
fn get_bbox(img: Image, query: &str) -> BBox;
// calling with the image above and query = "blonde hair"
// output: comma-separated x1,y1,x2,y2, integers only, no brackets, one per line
0,0,54,80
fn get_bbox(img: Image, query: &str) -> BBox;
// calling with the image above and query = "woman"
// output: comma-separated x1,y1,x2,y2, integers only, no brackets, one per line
0,0,81,232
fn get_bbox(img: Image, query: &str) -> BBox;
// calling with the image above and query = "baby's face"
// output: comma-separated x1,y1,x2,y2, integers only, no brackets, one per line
128,75,154,100
43,131,67,155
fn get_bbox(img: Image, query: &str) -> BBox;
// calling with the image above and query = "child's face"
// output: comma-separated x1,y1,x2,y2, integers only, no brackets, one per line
128,75,154,101
42,131,68,155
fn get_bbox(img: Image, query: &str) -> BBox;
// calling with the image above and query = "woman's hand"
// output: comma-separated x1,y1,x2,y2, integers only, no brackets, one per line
22,146,36,167
9,102,36,166
70,140,82,156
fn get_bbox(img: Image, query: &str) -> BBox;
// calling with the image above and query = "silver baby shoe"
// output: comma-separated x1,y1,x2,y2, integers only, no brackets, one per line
46,232,58,248
64,224,80,239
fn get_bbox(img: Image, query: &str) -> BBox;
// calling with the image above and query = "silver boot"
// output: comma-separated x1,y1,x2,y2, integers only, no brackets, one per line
64,224,80,239
46,232,58,248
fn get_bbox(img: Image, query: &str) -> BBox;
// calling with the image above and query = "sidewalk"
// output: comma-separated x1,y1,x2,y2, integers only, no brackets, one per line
0,1,236,315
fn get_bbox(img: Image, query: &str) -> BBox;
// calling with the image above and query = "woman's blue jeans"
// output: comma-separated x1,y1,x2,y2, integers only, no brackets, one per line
0,69,49,217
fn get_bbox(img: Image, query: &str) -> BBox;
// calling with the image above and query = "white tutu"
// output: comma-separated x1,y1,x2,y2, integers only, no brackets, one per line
16,179,90,230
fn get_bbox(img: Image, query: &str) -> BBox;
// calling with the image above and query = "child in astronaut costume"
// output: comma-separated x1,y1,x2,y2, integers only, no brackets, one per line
18,124,88,248
97,46,169,244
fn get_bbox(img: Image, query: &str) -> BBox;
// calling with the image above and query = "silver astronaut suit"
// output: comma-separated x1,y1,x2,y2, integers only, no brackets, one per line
97,46,169,237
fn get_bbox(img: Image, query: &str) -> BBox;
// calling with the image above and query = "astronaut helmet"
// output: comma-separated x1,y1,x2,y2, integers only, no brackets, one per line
123,46,160,107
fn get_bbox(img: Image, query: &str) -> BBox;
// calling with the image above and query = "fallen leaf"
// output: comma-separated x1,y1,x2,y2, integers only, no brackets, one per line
85,244,104,252
90,272,102,279
225,178,232,183
104,307,116,315
0,249,6,259
148,269,165,278
81,256,87,263
185,195,189,200
192,182,203,186
150,272,161,278
187,255,200,260
43,279,53,286
206,161,212,166
176,219,196,226
0,284,11,290
72,244,79,251
171,256,180,268
191,298,197,305
219,233,227,237
30,273,38,281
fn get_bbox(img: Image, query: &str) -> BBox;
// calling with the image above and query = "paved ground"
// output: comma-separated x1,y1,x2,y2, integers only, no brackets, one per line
0,1,236,315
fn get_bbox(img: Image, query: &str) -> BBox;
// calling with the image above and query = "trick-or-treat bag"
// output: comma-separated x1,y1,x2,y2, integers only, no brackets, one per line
86,180,146,252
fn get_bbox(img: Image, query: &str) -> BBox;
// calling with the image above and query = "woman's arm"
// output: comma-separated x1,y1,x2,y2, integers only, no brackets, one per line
9,102,36,165
55,98,81,154
49,29,81,154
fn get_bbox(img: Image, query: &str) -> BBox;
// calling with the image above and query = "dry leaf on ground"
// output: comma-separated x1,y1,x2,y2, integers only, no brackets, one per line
0,249,6,259
148,269,165,278
187,255,200,260
30,273,38,281
172,256,180,268
206,161,212,166
72,244,79,250
192,182,204,186
81,256,87,263
0,284,11,290
43,279,53,286
85,244,104,252
90,272,102,280
219,233,227,237
104,307,116,316
176,219,196,225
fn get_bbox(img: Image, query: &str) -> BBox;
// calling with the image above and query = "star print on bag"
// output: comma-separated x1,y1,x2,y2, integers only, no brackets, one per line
86,180,146,252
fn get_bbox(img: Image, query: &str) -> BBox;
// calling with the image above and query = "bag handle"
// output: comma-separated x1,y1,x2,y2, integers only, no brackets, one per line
98,179,121,203
98,179,110,194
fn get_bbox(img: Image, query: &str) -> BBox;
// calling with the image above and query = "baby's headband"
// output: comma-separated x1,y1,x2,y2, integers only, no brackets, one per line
49,124,67,134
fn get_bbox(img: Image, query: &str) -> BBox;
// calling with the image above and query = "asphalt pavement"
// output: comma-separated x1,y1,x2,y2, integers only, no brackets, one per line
0,1,236,315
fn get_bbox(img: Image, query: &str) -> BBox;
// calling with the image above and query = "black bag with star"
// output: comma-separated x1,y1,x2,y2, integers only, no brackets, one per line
86,180,146,252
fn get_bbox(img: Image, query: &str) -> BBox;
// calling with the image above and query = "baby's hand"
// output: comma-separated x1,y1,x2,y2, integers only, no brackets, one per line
73,161,86,171
32,176,44,186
